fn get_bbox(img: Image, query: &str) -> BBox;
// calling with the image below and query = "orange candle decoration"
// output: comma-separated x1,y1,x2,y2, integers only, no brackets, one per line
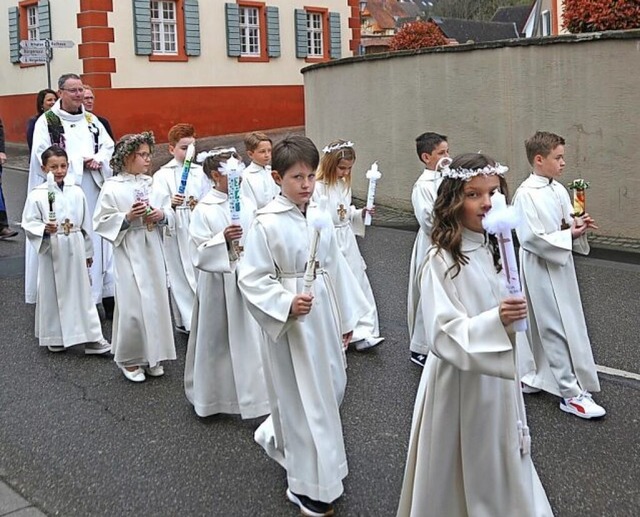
568,178,590,217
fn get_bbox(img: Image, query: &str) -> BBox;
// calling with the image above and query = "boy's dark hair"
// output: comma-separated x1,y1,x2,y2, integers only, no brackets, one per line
244,131,272,152
416,132,447,160
272,135,319,176
525,131,565,165
41,145,68,165
201,148,241,178
168,123,196,147
36,89,57,115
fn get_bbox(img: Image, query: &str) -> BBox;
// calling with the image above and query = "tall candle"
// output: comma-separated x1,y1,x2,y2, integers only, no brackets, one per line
47,172,56,221
178,143,195,196
364,162,382,226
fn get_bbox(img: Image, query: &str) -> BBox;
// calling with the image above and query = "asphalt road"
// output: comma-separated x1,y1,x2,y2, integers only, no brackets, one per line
0,166,639,516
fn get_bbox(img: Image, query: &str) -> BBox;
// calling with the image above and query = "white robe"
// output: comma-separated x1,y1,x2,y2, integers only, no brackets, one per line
93,173,176,368
313,180,380,341
407,168,442,354
237,195,368,503
22,182,103,347
26,100,114,304
512,173,599,398
239,161,280,215
184,189,269,419
152,159,209,331
397,230,553,517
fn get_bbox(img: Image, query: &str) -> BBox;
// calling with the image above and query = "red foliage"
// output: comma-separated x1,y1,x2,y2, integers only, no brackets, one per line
389,21,448,51
563,0,640,33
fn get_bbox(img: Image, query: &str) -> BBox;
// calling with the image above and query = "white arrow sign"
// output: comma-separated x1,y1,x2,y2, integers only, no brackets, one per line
20,39,46,48
49,40,74,49
19,47,47,56
20,55,48,64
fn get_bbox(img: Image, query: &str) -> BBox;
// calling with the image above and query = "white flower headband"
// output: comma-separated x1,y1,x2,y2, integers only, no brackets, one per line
217,156,246,176
196,147,237,163
322,141,354,154
439,157,509,181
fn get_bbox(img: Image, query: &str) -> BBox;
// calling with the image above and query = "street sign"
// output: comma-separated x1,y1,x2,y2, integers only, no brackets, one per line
19,39,46,48
20,55,48,64
49,40,74,49
19,48,47,56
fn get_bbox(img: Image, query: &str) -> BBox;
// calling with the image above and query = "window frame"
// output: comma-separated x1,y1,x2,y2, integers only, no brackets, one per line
303,6,329,63
149,0,188,62
237,1,268,63
18,0,43,68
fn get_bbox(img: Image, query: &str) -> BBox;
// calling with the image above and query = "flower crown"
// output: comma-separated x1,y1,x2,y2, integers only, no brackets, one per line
440,158,509,181
218,156,246,176
110,131,155,172
322,141,354,154
196,147,237,163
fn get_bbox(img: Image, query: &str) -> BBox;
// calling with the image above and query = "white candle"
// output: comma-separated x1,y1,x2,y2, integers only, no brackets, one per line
178,143,195,196
364,162,382,226
47,172,56,222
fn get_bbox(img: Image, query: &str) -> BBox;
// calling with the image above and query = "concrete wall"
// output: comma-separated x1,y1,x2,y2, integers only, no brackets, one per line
303,31,640,239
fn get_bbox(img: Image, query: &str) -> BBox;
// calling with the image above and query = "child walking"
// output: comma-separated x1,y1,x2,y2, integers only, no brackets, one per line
22,146,111,355
184,147,269,419
513,131,604,419
94,132,176,383
238,135,368,517
153,123,208,334
314,139,383,350
239,131,279,214
397,153,552,517
407,132,450,367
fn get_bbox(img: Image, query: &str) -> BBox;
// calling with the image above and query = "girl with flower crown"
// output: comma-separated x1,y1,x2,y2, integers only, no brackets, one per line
93,132,176,383
313,139,384,351
184,147,269,418
397,153,552,517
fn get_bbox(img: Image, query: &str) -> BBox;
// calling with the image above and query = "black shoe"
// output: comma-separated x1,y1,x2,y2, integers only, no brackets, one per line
410,352,427,367
102,296,115,320
286,489,334,517
0,227,18,239
175,325,189,335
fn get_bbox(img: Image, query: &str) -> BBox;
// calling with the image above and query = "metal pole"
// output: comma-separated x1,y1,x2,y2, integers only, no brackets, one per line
45,39,52,89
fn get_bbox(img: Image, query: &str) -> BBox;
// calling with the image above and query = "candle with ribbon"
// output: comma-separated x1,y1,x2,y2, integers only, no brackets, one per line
567,178,589,220
364,162,382,226
178,143,196,196
219,156,245,255
46,172,56,222
482,191,527,332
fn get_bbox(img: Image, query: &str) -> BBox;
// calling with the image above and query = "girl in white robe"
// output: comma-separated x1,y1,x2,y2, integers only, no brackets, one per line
238,135,369,516
94,132,176,383
22,146,110,354
184,148,269,419
313,140,383,351
397,153,553,517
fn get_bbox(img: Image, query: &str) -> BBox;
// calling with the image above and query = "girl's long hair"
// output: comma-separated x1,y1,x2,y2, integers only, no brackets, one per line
317,140,356,187
431,153,508,277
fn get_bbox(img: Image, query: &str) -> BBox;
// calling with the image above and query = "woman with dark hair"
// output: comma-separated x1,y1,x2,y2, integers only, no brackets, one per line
26,89,58,151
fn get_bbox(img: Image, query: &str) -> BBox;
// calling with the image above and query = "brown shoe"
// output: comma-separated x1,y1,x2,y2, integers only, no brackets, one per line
0,227,18,239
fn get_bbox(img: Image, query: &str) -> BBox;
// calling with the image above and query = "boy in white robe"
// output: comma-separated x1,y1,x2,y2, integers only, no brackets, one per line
238,135,368,517
184,148,269,419
152,123,208,334
239,131,279,216
397,153,552,517
94,132,176,383
22,146,110,355
407,132,449,367
513,131,604,419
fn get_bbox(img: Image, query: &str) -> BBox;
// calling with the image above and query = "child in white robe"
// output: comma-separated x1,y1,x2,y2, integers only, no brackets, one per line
314,139,383,351
94,132,176,383
239,131,279,215
407,132,450,367
22,145,110,355
397,153,553,517
238,135,368,517
184,147,269,419
153,123,209,334
513,131,604,419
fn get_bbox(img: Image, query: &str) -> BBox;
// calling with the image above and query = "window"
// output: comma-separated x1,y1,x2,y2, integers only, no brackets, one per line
26,4,39,40
239,6,260,56
306,12,323,57
151,1,177,54
541,10,551,36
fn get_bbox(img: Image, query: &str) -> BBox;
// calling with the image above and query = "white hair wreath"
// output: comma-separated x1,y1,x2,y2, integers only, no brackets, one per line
196,147,237,163
322,141,354,154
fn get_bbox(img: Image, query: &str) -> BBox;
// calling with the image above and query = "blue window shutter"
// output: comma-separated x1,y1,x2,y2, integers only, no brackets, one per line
183,0,200,56
266,6,280,58
225,3,241,57
8,7,20,64
329,12,341,59
38,0,51,41
294,9,307,58
132,0,152,55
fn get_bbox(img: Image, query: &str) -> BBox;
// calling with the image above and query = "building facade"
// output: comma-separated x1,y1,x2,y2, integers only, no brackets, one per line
0,0,361,142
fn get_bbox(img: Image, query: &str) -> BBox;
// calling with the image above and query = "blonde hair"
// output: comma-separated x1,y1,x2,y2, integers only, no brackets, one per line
317,139,356,187
244,131,272,152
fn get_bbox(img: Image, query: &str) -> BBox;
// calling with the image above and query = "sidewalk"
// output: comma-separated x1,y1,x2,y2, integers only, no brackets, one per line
0,481,46,517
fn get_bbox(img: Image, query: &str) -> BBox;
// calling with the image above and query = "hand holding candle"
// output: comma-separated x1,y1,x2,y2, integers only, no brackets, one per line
364,162,382,226
178,143,196,197
219,156,245,256
482,191,527,332
46,172,56,222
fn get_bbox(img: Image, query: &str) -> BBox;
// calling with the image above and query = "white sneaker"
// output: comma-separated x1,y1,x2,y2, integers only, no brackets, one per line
521,383,542,394
120,366,146,383
145,364,164,377
355,336,384,351
560,391,606,419
47,345,66,353
85,339,111,355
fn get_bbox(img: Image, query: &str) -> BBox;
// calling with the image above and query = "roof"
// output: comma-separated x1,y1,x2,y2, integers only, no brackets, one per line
429,16,519,43
364,0,424,31
491,4,533,34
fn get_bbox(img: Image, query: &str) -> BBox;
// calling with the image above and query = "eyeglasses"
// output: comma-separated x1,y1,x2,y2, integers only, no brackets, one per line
60,88,85,94
135,152,153,160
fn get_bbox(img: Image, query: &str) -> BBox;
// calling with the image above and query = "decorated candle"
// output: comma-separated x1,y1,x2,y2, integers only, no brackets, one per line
46,172,56,221
178,143,195,196
568,178,590,217
364,162,382,226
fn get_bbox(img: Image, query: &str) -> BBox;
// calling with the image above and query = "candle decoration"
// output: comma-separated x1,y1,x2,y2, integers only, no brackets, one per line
178,143,196,196
219,156,246,256
364,162,382,226
567,178,590,218
46,172,56,222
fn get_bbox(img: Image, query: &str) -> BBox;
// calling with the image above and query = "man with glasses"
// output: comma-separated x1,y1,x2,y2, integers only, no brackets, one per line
27,73,115,316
